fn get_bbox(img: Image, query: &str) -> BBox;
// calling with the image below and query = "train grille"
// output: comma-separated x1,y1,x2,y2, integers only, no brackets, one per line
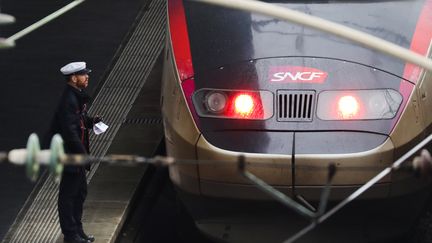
277,90,315,122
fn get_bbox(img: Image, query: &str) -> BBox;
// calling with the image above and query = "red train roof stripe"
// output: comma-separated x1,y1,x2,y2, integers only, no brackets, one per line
402,0,432,83
168,0,194,81
394,0,432,130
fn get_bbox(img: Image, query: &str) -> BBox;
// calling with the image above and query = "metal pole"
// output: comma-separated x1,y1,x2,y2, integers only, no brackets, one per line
7,0,85,43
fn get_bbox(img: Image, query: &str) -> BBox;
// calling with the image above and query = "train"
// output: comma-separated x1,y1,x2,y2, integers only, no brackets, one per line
161,0,432,242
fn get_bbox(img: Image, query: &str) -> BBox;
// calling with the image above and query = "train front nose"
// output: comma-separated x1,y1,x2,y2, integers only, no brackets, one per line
191,57,413,199
196,130,394,200
190,57,413,200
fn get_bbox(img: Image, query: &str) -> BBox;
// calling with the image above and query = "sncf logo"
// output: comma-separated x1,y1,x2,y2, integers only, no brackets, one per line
269,66,328,83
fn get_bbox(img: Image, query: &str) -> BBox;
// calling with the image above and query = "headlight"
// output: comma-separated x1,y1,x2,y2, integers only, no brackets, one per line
193,89,273,120
205,91,227,113
317,89,402,120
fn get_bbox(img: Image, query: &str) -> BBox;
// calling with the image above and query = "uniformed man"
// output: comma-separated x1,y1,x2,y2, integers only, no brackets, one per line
51,62,100,243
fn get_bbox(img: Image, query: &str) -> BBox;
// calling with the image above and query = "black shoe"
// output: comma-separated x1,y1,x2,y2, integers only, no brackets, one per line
78,230,95,242
64,234,90,243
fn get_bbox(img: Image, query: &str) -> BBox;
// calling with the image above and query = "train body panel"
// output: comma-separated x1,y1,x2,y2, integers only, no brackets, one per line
162,30,201,194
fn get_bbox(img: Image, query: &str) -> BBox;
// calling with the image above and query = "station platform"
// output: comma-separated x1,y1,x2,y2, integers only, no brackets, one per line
0,0,166,242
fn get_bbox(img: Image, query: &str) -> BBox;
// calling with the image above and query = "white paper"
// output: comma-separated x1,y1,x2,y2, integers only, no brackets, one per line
93,122,108,135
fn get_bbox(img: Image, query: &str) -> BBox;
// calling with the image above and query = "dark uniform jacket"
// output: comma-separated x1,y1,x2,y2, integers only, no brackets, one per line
50,85,94,172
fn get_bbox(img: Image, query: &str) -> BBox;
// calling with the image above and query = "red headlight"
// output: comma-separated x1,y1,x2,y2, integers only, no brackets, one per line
317,89,402,120
228,92,264,119
337,95,360,119
234,94,255,116
193,89,273,120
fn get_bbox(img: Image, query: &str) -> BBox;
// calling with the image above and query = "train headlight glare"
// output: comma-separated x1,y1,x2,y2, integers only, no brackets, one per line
234,94,254,116
317,89,402,120
205,91,227,113
338,95,359,119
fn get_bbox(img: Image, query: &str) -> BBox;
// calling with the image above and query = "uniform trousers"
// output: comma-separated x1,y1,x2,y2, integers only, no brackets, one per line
58,168,87,237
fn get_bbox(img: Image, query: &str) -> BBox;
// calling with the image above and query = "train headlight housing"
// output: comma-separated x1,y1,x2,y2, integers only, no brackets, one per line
193,89,273,120
317,89,402,120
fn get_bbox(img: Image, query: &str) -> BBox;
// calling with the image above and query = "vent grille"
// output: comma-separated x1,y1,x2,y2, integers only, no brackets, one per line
277,90,315,121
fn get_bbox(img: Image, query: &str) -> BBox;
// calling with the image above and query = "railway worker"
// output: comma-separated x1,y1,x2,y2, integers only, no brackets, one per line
51,61,100,243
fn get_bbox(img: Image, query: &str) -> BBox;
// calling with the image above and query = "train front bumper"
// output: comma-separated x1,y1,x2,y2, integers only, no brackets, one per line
190,132,431,201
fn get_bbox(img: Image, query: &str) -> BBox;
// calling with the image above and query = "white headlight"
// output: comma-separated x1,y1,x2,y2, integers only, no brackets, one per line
205,91,227,113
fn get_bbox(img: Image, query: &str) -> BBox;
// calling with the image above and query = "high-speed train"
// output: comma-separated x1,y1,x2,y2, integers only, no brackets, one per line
161,0,432,242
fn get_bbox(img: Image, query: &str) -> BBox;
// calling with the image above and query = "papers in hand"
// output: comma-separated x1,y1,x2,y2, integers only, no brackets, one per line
93,122,108,135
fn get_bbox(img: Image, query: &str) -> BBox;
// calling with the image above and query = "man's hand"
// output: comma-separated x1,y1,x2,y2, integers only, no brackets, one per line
93,115,103,124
